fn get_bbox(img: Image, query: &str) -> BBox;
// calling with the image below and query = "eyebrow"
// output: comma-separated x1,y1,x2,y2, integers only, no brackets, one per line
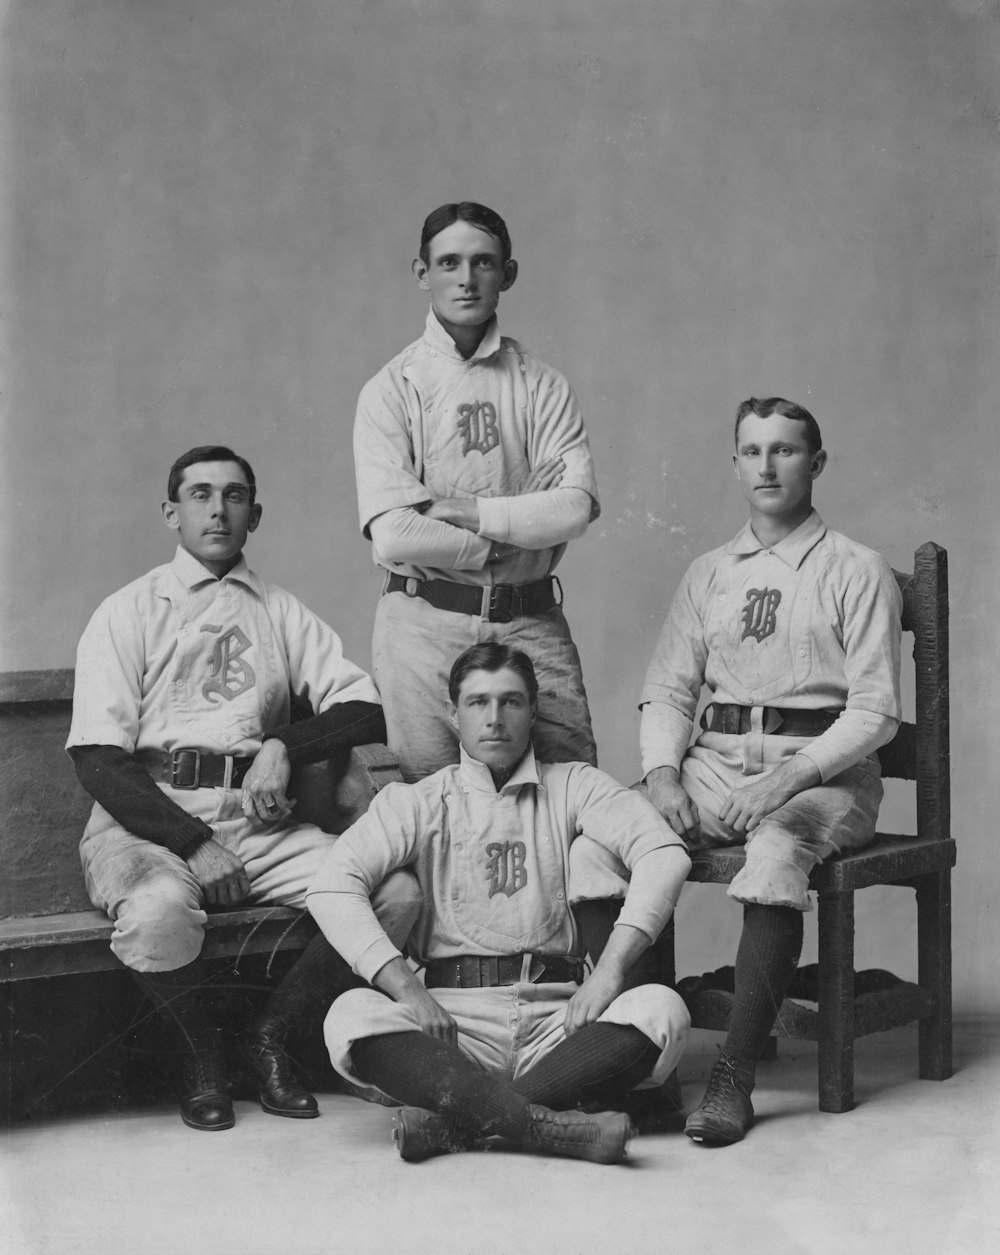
463,689,527,701
183,481,250,494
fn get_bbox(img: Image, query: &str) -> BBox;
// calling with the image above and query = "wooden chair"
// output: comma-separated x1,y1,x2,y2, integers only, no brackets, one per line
679,542,955,1112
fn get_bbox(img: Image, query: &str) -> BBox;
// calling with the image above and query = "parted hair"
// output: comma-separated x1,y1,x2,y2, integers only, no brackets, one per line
419,202,513,265
167,446,257,505
734,397,823,457
448,642,539,706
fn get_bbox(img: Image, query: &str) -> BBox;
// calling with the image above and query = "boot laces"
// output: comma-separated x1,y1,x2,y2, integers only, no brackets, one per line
531,1110,598,1147
701,1054,748,1113
182,1051,227,1095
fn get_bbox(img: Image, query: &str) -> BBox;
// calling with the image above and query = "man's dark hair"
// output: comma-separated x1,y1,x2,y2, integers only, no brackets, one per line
734,397,823,457
167,446,257,505
448,642,538,706
419,202,513,265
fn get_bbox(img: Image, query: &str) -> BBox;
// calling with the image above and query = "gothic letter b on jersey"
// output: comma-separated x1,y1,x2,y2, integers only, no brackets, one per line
485,841,527,899
740,587,782,643
457,401,500,456
202,626,256,703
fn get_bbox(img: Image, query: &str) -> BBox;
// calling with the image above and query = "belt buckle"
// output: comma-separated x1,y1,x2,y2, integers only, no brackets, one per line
487,585,514,623
170,749,201,789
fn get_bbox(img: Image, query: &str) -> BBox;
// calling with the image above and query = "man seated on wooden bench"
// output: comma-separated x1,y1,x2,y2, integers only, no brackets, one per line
66,445,420,1132
305,642,691,1164
637,397,903,1146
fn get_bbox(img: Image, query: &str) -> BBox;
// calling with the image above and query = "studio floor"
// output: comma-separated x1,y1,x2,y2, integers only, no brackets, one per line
3,1019,998,1255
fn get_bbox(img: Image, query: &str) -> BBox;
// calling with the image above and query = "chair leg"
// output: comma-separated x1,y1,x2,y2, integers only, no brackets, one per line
817,891,855,1113
914,869,953,1081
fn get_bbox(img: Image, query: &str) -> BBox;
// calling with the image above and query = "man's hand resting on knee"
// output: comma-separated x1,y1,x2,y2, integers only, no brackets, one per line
186,838,251,907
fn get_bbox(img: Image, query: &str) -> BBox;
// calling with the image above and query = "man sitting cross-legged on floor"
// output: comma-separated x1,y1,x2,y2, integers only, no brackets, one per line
306,642,691,1164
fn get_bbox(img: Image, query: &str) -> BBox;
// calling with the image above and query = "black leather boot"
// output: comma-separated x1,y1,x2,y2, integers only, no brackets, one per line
132,962,234,1132
178,1030,234,1131
240,932,358,1118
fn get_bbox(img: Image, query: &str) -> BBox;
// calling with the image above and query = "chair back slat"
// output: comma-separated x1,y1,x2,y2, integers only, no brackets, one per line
912,542,950,843
876,721,916,779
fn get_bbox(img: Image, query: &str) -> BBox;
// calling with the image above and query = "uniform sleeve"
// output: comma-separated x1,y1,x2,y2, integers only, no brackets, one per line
794,553,903,781
354,377,433,538
638,562,709,774
568,765,690,942
475,487,592,549
524,360,600,522
306,783,422,983
272,590,380,715
66,595,145,752
369,506,492,570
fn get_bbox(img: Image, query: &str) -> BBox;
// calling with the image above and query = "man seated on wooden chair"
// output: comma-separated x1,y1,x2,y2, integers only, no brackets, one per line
305,642,692,1164
66,445,420,1131
637,397,902,1146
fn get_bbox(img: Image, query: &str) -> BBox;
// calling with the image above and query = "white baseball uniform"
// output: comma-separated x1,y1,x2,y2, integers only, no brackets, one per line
354,310,600,780
307,747,691,1097
67,545,392,972
637,510,903,909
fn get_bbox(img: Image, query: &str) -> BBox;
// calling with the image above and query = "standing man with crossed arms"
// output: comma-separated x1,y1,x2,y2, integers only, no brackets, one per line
353,201,600,783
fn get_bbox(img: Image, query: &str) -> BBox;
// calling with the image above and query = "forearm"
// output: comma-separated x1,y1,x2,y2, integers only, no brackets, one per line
592,922,654,978
265,701,386,765
476,488,591,549
796,710,899,782
369,507,492,570
68,745,212,857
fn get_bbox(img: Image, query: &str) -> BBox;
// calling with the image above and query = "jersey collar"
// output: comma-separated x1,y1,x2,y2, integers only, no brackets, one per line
727,509,828,570
423,307,503,363
170,545,261,595
458,744,541,795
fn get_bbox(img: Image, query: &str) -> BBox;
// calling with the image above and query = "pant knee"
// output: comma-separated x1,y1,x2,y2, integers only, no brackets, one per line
729,830,819,911
111,877,207,972
371,869,422,949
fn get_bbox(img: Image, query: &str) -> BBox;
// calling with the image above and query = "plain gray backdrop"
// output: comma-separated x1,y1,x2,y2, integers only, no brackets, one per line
1,0,996,1013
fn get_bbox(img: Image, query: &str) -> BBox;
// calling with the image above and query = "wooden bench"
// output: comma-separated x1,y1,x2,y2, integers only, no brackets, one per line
0,669,401,983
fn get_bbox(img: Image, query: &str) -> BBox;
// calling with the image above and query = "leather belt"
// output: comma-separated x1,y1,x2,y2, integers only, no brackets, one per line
136,748,256,790
701,703,843,737
424,953,585,989
385,574,559,624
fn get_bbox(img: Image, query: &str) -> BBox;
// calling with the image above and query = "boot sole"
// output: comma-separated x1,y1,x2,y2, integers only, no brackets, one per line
259,1097,320,1119
181,1111,235,1132
684,1117,752,1146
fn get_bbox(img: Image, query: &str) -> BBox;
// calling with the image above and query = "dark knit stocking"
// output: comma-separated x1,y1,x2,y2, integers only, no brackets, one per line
724,904,804,1063
350,1032,532,1141
512,1022,661,1110
255,931,360,1036
132,959,223,1057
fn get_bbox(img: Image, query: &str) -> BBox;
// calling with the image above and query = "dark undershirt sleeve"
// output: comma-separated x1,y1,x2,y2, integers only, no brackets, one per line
69,703,386,861
265,701,387,764
69,745,214,859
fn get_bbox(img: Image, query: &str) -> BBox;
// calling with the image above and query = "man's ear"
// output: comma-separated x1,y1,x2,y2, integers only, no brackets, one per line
500,259,518,292
446,699,459,731
732,454,740,479
162,500,180,531
810,449,828,480
412,257,430,290
248,503,262,533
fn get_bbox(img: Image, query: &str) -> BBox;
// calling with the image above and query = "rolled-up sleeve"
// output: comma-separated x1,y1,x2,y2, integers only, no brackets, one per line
306,784,419,983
